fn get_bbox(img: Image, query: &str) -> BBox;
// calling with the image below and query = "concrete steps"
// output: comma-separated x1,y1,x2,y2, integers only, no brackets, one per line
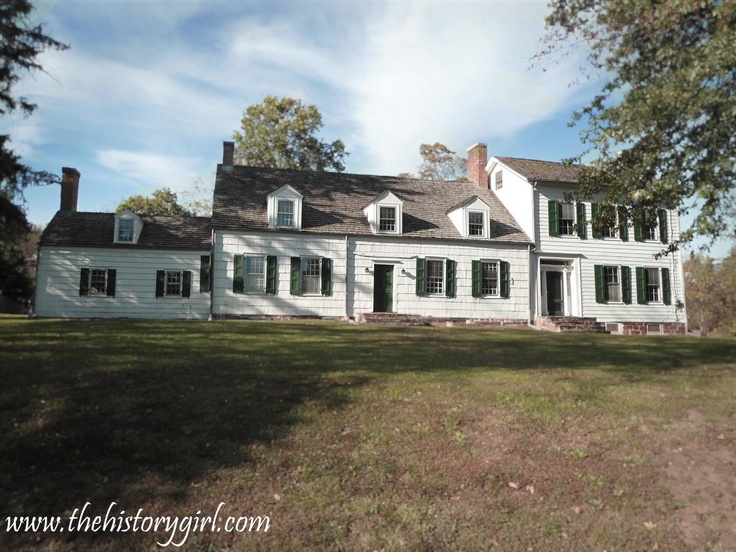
535,316,608,333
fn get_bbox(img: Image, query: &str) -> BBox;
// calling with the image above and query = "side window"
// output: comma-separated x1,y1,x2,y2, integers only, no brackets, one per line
289,257,332,296
415,258,457,298
79,268,117,297
156,270,191,298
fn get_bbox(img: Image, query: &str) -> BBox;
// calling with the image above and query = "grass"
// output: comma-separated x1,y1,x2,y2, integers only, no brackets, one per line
0,317,735,550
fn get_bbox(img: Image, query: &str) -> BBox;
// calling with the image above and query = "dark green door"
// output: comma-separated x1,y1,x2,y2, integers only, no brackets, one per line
373,265,394,313
545,271,564,316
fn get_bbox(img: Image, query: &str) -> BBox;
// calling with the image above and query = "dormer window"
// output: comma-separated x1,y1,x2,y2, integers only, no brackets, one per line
267,185,303,230
364,191,403,235
468,211,485,236
114,210,142,244
118,219,134,242
379,206,397,232
277,199,295,228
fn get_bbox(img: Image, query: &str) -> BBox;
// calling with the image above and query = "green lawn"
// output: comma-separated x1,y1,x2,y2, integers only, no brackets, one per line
0,318,735,551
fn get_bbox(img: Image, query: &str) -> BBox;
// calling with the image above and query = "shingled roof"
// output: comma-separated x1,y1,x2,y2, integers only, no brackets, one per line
41,212,211,250
212,165,531,244
494,156,586,184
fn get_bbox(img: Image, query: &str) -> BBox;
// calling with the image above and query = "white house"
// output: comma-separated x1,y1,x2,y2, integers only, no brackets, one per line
33,142,687,334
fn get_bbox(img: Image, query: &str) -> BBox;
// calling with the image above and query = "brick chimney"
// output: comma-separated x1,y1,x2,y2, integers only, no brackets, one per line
222,141,234,166
60,167,80,212
467,143,488,188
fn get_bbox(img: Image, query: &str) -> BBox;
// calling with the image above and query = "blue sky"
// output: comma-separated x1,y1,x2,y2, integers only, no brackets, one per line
6,0,729,256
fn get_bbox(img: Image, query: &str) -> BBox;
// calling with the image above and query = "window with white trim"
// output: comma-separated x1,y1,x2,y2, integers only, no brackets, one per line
289,256,332,296
646,268,660,302
481,261,499,295
301,258,321,294
495,170,503,190
426,259,444,295
559,202,575,235
643,211,657,241
468,211,485,236
602,205,618,238
117,219,134,242
156,270,191,298
79,268,116,297
245,256,265,292
605,266,621,302
379,206,396,232
166,271,182,296
277,199,295,228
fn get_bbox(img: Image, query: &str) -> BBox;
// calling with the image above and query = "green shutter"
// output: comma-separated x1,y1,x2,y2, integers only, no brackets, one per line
662,267,671,305
233,255,244,294
200,255,211,293
658,209,668,244
594,265,606,303
621,266,632,305
618,206,629,241
500,261,510,299
266,255,277,294
79,268,90,296
290,257,301,295
106,269,116,297
634,211,645,242
636,267,647,304
415,258,427,296
548,200,560,237
156,270,165,298
445,259,456,298
591,203,603,239
182,271,191,298
321,257,332,296
576,202,587,239
471,260,482,298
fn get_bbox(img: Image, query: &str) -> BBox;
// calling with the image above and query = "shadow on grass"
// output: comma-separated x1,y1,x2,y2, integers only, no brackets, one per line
0,318,734,548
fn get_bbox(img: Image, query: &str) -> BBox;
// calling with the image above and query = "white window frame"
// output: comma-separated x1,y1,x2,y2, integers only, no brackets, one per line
89,268,109,295
480,260,499,297
643,211,658,241
559,202,575,236
378,206,397,233
468,211,485,237
426,258,445,296
602,205,618,239
604,265,622,303
113,210,142,244
267,185,303,230
117,219,134,242
495,170,503,190
276,199,295,228
646,267,661,303
244,256,266,293
301,257,322,295
165,270,183,297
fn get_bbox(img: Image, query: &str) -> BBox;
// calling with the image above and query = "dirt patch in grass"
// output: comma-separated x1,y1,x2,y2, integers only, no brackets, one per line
656,409,736,550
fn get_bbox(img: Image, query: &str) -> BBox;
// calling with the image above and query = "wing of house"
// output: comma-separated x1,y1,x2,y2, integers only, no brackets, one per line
486,152,687,335
32,142,687,334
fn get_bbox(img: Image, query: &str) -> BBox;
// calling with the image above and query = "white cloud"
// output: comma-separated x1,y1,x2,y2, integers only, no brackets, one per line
95,149,205,193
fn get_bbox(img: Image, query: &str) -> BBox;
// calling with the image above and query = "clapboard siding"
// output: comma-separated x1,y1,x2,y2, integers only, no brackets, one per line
35,247,211,319
214,230,530,320
536,185,686,323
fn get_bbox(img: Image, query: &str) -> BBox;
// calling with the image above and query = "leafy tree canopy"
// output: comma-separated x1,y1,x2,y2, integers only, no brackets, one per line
116,188,192,216
0,193,33,301
1,0,69,199
684,245,736,336
233,96,348,172
542,0,736,250
400,143,468,181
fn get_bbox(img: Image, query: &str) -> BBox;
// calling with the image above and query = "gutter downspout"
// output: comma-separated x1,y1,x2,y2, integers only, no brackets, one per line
209,227,215,321
345,235,350,321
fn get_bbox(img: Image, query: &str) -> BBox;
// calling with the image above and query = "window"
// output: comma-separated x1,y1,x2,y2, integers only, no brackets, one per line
379,206,396,232
595,265,631,304
605,266,621,302
277,200,294,227
549,201,586,238
481,261,498,295
301,258,321,294
472,260,510,298
79,268,116,297
416,258,457,298
634,209,668,243
635,267,671,305
289,257,332,296
644,211,657,241
118,219,134,242
156,270,191,298
592,203,618,239
495,170,503,190
602,205,618,238
233,255,277,294
200,255,211,293
426,260,444,295
559,203,575,235
468,212,484,236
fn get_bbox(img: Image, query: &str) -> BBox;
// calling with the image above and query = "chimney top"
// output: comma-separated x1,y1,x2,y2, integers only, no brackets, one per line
222,141,235,166
60,167,80,212
466,143,489,188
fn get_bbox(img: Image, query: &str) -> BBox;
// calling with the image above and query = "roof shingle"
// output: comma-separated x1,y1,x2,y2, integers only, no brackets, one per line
495,156,585,184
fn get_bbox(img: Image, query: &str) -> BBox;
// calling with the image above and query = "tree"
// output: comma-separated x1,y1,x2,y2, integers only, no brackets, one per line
116,188,192,216
0,0,68,305
233,96,348,172
179,176,213,217
542,0,736,250
400,143,468,181
684,247,736,336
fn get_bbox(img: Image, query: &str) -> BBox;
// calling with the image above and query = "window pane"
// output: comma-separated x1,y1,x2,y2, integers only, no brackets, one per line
481,261,498,295
245,256,265,292
166,271,181,296
605,266,620,302
603,205,617,238
468,212,484,236
118,219,134,242
379,206,396,232
427,260,444,295
560,203,575,235
277,200,294,227
646,268,660,302
644,211,657,240
90,269,107,294
302,258,321,294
